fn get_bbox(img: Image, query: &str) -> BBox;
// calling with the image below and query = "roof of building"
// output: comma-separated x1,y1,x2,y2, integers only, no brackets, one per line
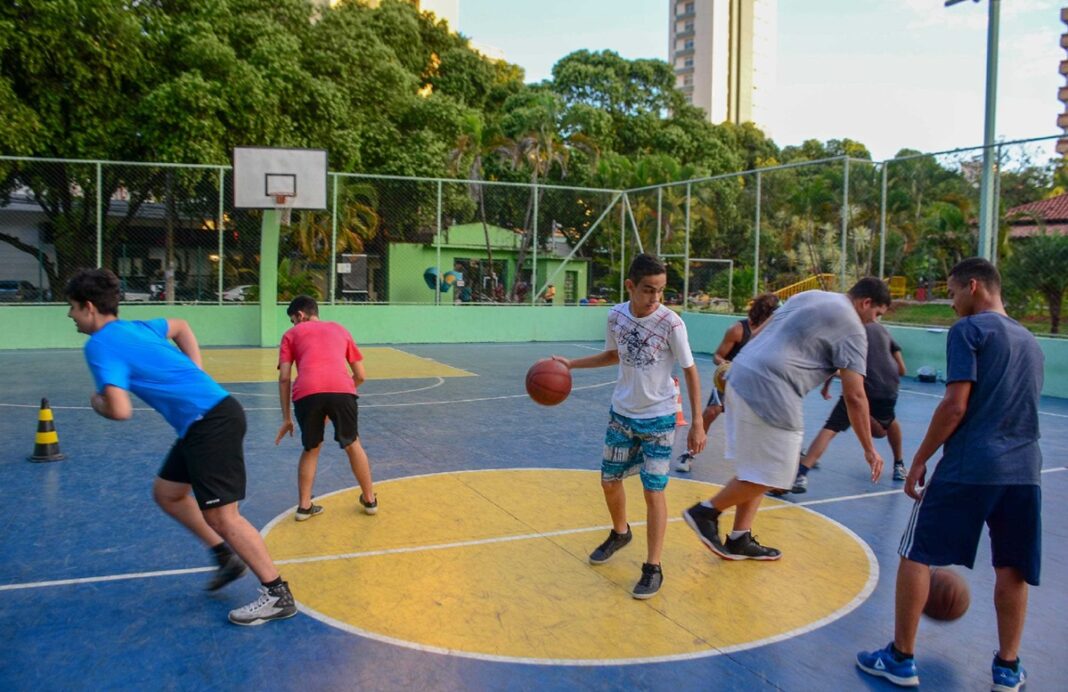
1005,192,1068,238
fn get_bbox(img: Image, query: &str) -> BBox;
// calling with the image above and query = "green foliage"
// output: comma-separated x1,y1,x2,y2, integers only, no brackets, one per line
1002,232,1068,334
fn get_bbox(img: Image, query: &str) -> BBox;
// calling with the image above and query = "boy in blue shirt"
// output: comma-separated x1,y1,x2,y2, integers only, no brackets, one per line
66,269,296,626
857,258,1043,690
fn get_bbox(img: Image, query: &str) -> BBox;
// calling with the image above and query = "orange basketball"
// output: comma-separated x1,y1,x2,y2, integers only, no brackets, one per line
526,359,572,406
923,567,970,621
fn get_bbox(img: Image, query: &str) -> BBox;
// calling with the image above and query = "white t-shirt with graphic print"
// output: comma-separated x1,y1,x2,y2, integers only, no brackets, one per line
605,302,695,419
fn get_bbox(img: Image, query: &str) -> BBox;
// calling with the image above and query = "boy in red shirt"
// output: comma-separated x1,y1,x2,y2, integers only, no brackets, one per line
275,296,378,519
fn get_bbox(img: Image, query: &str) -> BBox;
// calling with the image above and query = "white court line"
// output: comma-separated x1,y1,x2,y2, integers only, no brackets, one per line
227,377,447,398
897,387,1068,418
0,482,902,594
0,380,615,412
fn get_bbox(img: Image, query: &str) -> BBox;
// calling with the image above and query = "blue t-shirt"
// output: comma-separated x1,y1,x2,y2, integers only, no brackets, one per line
84,319,229,438
935,312,1043,485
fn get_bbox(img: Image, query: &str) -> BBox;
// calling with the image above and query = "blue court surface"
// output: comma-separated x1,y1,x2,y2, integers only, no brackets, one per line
1,342,1065,691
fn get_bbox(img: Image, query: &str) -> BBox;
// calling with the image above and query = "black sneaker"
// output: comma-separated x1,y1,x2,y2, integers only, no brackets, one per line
228,581,298,626
631,562,663,600
294,503,324,522
359,493,378,515
682,503,729,558
205,552,247,591
723,532,782,561
588,526,632,564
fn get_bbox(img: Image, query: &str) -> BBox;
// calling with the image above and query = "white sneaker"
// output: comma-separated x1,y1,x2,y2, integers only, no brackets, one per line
228,582,297,626
674,453,693,473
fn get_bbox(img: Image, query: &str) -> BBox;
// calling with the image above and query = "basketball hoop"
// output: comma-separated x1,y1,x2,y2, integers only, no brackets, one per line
274,194,293,225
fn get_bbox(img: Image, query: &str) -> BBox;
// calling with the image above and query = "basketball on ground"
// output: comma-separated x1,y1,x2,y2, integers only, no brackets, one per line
923,567,970,621
526,359,572,406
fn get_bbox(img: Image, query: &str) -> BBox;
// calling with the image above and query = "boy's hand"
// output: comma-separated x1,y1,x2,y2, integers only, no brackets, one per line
686,422,707,457
550,355,572,369
275,420,294,445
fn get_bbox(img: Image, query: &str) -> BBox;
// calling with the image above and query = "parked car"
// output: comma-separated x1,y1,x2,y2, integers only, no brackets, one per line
0,280,44,302
219,285,252,302
119,279,155,302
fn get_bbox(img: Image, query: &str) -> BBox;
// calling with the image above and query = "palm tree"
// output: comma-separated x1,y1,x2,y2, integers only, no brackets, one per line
448,114,499,294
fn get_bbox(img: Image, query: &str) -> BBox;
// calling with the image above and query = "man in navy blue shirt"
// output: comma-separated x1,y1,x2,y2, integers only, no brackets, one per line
66,269,296,626
857,258,1043,690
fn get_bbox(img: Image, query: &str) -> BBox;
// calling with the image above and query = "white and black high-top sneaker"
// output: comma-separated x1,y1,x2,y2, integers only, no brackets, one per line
228,582,297,626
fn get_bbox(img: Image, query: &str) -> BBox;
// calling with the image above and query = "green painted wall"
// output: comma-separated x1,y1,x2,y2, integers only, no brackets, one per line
0,304,609,349
4,305,1063,399
681,313,1068,399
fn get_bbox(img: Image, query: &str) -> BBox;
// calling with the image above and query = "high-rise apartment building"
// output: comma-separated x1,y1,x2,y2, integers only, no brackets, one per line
669,0,777,131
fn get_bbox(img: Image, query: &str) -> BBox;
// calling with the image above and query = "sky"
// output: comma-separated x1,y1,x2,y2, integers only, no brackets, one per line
458,0,1065,162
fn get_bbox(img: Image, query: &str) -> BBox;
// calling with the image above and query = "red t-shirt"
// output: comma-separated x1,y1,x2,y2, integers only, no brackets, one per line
278,320,363,401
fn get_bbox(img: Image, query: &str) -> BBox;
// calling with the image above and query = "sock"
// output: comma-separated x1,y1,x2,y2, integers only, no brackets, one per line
797,465,811,477
210,542,232,566
994,655,1019,671
262,576,283,589
699,500,721,518
728,530,749,540
890,643,913,661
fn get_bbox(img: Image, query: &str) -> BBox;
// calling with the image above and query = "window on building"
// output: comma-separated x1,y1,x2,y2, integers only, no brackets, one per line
683,76,693,86
685,58,694,68
684,39,694,50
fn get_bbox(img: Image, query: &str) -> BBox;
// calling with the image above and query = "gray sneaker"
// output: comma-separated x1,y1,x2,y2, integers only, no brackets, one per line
631,562,663,600
723,532,782,561
228,582,297,626
205,552,247,591
893,462,907,482
294,503,324,522
791,474,808,493
674,452,693,473
588,526,632,564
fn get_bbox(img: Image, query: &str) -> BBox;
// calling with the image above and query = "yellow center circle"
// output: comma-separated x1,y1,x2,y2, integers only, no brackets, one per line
263,469,877,664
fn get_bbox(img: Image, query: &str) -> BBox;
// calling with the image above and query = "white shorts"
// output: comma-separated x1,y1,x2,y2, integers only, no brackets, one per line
724,385,804,490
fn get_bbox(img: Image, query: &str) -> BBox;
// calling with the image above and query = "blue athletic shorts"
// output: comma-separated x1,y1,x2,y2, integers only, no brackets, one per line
601,409,676,491
898,480,1042,586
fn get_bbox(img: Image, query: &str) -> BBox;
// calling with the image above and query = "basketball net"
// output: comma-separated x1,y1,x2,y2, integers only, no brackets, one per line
274,194,293,225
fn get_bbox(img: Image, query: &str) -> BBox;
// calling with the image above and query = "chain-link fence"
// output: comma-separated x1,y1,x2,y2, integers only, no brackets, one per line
2,135,1062,334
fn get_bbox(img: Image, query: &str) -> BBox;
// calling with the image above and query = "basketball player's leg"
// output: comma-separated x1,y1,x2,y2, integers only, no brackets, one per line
153,476,224,546
988,484,1041,663
294,394,328,510
330,394,375,506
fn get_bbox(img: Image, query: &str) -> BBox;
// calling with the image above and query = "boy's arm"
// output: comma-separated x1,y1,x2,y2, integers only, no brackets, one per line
275,362,294,444
166,319,203,368
90,385,133,421
905,381,972,500
712,323,741,365
682,364,706,455
350,360,366,387
552,350,619,370
840,368,883,482
894,351,907,377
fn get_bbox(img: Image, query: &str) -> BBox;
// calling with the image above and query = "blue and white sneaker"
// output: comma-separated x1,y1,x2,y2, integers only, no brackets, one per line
992,654,1027,692
856,642,919,687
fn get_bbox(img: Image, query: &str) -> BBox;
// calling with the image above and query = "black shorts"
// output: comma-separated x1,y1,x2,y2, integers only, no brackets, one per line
293,392,359,451
158,396,246,510
823,395,897,433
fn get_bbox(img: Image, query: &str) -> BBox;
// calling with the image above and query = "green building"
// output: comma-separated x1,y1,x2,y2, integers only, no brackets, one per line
387,222,590,305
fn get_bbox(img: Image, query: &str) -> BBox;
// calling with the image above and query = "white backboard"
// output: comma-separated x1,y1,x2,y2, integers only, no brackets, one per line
232,146,328,210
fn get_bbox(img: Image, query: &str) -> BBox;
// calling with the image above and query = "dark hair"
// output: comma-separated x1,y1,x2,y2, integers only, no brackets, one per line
847,277,892,307
65,269,121,315
949,257,1001,292
747,293,779,326
286,295,319,317
627,253,667,283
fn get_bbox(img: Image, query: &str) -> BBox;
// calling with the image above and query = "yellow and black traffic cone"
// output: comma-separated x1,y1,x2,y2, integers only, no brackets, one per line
29,398,65,462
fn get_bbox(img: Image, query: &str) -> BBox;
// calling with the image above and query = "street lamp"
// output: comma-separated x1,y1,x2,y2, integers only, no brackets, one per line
946,0,1000,261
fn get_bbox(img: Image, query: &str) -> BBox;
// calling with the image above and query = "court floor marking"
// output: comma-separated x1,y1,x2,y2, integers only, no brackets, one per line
227,377,447,398
4,465,1063,595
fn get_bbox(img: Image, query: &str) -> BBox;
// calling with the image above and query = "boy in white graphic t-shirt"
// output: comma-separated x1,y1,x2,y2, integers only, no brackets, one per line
553,254,706,599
